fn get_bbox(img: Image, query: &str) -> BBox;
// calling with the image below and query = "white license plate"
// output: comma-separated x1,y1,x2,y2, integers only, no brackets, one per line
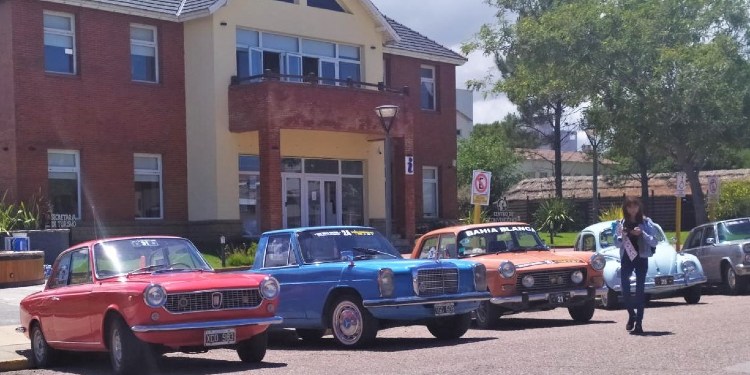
548,292,570,306
434,302,456,316
655,276,674,286
204,328,236,347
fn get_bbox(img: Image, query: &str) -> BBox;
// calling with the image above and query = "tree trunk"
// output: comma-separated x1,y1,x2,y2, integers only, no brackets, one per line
553,101,563,198
684,165,708,226
638,161,650,215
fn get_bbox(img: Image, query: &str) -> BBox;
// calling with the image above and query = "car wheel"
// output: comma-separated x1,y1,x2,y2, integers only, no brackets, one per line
295,328,326,342
683,285,702,304
30,323,57,369
329,294,378,348
568,300,596,323
237,330,268,363
426,313,471,340
600,288,620,310
109,317,148,375
475,301,501,329
725,265,749,295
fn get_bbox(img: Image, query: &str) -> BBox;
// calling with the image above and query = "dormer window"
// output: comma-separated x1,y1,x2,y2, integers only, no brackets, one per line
308,0,346,12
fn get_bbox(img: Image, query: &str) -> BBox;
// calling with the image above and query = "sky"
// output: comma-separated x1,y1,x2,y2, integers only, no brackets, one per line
370,0,518,125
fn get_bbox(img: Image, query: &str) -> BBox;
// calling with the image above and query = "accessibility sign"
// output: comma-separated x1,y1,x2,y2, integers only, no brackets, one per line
471,170,491,206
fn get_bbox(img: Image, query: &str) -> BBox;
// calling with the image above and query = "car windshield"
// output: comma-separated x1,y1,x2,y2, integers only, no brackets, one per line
297,229,402,263
718,219,750,242
457,226,546,256
93,238,212,278
599,222,667,249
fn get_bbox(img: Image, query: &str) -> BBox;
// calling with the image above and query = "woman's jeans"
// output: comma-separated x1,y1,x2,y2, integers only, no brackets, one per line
620,255,648,322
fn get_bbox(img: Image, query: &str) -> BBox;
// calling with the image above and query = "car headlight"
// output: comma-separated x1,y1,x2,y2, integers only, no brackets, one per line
681,260,697,274
590,254,606,271
571,270,584,284
474,263,488,291
521,274,535,288
499,261,516,279
743,243,750,253
378,268,395,297
259,276,280,299
745,253,750,264
143,284,167,308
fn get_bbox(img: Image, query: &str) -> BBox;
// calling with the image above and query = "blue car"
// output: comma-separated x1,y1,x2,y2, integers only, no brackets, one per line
251,226,490,347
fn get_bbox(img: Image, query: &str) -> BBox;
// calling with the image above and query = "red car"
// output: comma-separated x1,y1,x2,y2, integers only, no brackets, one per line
17,236,282,375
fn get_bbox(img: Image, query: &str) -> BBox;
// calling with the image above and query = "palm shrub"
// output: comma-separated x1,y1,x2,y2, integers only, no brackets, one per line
598,205,623,222
225,242,258,267
0,190,46,235
709,179,750,221
533,198,575,245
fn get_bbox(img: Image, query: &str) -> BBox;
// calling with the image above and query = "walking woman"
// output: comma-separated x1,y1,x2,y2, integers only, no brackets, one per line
614,196,658,334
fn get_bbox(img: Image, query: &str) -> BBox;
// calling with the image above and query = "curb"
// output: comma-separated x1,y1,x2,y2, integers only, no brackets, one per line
0,357,30,372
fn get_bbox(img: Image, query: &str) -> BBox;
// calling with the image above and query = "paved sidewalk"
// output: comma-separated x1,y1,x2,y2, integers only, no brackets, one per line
0,325,30,371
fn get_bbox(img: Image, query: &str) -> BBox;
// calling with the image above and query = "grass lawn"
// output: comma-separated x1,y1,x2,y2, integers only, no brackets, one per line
544,231,682,248
201,252,224,269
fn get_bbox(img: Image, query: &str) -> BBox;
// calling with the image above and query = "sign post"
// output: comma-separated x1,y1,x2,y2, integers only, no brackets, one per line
471,170,491,224
675,172,686,251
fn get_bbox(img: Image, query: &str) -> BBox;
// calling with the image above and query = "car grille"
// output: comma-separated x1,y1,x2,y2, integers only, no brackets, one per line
516,269,587,293
415,268,459,296
164,289,262,313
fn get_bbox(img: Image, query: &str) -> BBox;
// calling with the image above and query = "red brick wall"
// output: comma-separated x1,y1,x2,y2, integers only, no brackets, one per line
385,54,459,223
0,0,18,202
8,0,187,226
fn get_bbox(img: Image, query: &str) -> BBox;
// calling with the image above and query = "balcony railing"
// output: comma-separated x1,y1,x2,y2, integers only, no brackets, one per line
230,71,410,96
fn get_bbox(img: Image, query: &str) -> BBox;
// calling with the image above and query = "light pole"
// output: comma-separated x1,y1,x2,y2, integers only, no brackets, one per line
584,124,601,223
375,105,399,241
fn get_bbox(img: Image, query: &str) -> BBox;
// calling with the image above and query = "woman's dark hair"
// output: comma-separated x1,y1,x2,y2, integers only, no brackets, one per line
622,196,644,224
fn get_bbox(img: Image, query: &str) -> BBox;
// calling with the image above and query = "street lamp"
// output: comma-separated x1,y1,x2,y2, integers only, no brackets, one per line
375,105,399,241
583,124,601,224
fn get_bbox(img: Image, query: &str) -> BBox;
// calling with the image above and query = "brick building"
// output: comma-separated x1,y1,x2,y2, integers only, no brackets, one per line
0,0,465,245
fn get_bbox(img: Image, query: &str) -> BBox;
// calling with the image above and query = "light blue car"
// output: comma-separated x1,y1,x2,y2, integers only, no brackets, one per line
250,226,490,348
574,221,707,309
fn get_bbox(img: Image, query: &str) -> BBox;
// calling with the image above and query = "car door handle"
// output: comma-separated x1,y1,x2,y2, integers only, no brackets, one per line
50,296,60,301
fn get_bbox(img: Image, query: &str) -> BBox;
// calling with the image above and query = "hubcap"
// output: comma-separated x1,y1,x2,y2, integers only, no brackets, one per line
476,302,488,324
112,328,123,367
332,301,362,345
33,329,45,362
728,268,736,289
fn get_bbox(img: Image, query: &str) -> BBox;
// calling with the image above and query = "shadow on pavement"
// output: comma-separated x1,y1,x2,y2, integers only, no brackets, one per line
268,330,494,352
631,331,674,337
475,318,616,331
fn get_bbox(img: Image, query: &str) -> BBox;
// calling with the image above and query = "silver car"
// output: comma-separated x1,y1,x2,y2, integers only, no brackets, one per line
682,217,750,294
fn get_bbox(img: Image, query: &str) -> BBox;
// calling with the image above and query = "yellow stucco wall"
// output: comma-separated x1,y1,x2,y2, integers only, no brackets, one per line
184,0,388,221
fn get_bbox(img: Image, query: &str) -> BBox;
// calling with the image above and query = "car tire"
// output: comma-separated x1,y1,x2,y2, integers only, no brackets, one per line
295,328,326,342
329,294,378,348
683,285,702,304
426,313,471,340
109,317,148,375
237,330,268,363
568,300,596,322
30,323,57,369
600,288,620,310
725,265,749,295
475,301,501,329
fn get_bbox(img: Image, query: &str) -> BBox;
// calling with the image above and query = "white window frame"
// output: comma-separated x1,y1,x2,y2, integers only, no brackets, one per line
43,11,76,75
130,24,159,83
134,153,163,220
48,149,82,219
420,65,436,111
422,166,439,218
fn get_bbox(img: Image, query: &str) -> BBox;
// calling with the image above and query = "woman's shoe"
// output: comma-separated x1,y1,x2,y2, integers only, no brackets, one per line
631,322,644,334
625,317,635,331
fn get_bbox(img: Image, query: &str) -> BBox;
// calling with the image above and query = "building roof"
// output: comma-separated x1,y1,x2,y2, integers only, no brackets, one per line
383,16,468,66
517,148,616,165
504,169,750,201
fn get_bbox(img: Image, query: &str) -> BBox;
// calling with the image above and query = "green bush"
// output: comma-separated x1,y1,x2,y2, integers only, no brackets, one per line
533,198,575,245
599,204,623,222
225,242,258,267
709,179,750,221
0,190,46,235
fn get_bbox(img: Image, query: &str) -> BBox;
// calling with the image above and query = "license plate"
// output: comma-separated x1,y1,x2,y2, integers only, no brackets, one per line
654,276,674,286
548,292,570,306
433,302,456,316
204,328,236,347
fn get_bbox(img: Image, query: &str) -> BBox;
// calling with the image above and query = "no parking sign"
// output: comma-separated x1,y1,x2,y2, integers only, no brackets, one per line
471,170,491,206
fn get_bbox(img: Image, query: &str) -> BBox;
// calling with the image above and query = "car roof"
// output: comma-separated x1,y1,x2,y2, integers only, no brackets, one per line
71,235,186,248
581,221,618,234
262,226,377,236
421,222,531,237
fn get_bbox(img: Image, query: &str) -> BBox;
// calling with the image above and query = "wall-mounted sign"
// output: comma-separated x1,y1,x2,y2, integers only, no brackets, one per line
405,156,414,175
49,213,78,229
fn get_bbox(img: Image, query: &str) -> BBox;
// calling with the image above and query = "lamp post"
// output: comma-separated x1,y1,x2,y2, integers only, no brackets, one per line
584,125,601,224
375,105,399,241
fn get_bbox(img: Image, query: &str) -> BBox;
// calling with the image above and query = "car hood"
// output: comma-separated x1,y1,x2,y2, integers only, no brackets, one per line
104,271,269,293
468,251,588,271
343,258,474,273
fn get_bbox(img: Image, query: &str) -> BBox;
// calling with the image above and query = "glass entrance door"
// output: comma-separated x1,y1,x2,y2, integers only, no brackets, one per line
283,177,302,228
307,178,340,227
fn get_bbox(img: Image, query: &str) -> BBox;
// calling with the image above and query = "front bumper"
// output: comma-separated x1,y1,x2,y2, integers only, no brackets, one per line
362,291,490,308
490,286,607,305
131,316,283,333
735,263,750,277
610,273,707,293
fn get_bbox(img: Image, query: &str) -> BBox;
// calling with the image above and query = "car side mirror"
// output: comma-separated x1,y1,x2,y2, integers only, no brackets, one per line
340,250,354,266
706,238,715,245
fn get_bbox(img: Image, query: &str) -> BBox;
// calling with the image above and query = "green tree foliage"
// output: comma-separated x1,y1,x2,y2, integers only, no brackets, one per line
709,180,750,221
472,114,544,149
533,198,575,244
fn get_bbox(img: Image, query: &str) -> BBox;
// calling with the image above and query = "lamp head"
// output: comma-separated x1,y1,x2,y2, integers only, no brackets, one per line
375,105,399,133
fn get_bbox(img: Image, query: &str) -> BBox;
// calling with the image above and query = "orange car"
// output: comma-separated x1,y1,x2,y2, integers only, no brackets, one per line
411,223,607,328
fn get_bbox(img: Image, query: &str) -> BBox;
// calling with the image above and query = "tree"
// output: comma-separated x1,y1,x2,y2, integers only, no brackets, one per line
472,113,543,149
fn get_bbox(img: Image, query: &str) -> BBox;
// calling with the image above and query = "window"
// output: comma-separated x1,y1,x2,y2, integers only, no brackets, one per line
685,228,703,249
263,235,295,267
422,167,438,218
307,0,346,12
48,150,81,219
701,226,716,246
239,155,260,236
130,24,158,82
69,248,92,285
44,11,76,74
438,235,457,257
420,65,436,110
419,236,439,259
49,252,72,289
134,154,162,219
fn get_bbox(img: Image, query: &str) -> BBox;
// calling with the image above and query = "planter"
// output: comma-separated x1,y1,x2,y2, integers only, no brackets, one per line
0,251,45,288
2,229,71,264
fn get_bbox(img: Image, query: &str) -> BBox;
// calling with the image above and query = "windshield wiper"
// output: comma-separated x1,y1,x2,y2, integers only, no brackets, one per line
351,247,399,259
126,264,166,277
523,245,549,251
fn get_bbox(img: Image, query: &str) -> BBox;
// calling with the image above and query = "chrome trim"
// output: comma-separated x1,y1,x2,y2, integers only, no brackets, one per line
609,275,707,292
735,264,750,276
411,267,460,296
363,291,490,308
490,286,607,304
15,327,26,333
162,288,262,314
131,316,283,333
